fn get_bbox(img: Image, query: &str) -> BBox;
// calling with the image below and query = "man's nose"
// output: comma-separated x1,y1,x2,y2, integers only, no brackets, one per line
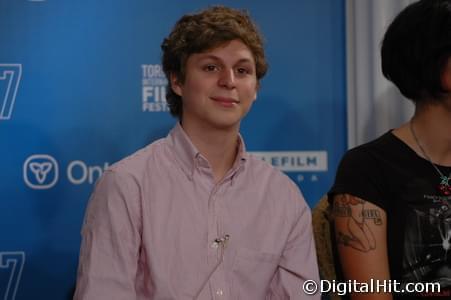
218,69,236,89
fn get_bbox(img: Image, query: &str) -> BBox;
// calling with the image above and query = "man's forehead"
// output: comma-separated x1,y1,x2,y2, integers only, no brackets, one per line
190,40,255,63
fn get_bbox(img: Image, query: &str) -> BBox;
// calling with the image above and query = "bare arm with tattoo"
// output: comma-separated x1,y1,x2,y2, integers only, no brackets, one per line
333,194,391,300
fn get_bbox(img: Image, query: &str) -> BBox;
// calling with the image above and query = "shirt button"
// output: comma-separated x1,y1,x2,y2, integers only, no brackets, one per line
216,289,224,296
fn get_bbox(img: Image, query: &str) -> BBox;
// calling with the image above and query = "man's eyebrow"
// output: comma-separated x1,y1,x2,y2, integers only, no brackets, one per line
196,55,254,64
196,55,221,62
235,58,254,64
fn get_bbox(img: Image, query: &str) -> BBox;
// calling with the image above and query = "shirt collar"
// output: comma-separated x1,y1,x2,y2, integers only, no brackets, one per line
167,123,248,180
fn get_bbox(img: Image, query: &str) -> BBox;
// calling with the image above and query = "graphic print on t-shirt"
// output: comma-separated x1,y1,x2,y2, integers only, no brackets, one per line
402,192,451,293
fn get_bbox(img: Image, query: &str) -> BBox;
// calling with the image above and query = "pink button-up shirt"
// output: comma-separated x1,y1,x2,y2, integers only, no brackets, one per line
74,124,320,299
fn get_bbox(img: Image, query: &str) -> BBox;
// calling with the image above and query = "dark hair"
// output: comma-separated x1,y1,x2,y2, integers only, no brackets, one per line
381,0,451,102
161,6,268,118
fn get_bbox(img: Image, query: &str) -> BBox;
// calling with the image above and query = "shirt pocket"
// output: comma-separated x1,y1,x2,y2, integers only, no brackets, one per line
230,247,281,299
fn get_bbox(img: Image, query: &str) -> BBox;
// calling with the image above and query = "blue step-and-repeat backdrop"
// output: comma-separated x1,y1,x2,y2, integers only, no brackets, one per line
0,0,346,299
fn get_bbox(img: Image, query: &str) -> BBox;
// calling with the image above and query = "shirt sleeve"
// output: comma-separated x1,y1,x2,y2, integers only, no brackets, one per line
328,147,387,211
267,182,321,299
73,169,142,300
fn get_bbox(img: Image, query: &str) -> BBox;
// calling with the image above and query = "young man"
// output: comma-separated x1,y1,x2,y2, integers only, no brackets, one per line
74,6,319,299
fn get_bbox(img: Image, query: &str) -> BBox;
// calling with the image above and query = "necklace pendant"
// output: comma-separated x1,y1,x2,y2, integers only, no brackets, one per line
440,175,450,185
438,178,451,196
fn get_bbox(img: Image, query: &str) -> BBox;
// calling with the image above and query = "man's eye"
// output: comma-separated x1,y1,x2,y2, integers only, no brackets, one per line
236,67,250,75
203,65,218,72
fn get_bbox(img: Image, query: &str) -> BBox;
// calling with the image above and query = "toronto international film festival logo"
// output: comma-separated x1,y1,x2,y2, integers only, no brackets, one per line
0,64,22,121
0,252,25,300
141,64,169,112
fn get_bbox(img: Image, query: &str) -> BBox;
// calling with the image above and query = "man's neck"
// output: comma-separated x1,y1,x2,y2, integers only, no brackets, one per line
181,120,240,183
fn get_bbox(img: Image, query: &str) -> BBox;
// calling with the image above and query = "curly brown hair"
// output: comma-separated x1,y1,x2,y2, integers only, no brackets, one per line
161,6,268,118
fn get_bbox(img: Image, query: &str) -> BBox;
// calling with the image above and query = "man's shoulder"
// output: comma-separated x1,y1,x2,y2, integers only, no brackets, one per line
246,154,308,216
246,154,300,193
107,137,169,176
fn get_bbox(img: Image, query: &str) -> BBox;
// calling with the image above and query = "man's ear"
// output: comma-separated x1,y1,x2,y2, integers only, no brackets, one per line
253,82,260,101
170,73,183,97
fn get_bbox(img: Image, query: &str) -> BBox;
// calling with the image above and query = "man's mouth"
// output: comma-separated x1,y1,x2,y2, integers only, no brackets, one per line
211,97,240,106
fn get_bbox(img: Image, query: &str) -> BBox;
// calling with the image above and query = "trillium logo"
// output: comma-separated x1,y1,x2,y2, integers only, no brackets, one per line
28,162,53,184
23,154,59,189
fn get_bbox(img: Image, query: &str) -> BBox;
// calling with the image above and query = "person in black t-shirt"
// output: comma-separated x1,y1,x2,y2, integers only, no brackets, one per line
329,1,451,299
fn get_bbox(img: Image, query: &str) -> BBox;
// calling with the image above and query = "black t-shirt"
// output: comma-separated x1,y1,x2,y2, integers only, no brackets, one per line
329,131,451,298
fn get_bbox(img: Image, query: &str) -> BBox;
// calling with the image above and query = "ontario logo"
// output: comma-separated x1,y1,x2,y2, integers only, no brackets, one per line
0,251,25,300
0,64,22,121
23,154,59,189
141,64,169,112
23,154,110,189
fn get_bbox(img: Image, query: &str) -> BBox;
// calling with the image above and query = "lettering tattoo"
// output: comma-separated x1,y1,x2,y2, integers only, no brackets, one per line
333,194,383,252
362,209,382,225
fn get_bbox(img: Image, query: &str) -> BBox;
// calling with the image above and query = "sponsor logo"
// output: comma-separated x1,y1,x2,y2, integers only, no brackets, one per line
23,154,110,189
0,64,22,121
141,64,169,112
250,151,328,172
23,155,59,189
0,251,25,300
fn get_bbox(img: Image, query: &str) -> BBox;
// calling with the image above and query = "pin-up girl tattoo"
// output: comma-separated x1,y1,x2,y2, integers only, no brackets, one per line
333,194,382,252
